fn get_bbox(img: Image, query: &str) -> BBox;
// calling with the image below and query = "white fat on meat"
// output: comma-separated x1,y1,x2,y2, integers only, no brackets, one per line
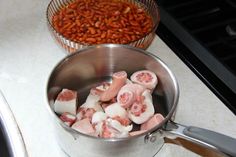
105,102,128,119
92,111,107,124
54,100,77,115
54,89,77,115
91,112,107,137
76,111,83,121
107,118,133,133
94,121,104,137
60,112,77,126
80,92,103,112
128,90,154,124
106,118,133,138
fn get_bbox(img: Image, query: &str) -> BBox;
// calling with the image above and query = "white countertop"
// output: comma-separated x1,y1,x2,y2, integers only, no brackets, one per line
0,0,236,157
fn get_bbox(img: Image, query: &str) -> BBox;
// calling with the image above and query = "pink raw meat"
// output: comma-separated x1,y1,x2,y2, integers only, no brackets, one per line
117,83,145,108
112,116,131,126
56,89,77,101
130,70,158,90
100,71,127,102
71,118,96,136
128,90,154,124
129,130,147,136
101,97,117,110
60,112,77,126
76,107,96,121
90,82,111,96
129,101,146,116
140,113,164,130
117,90,135,108
101,122,117,138
100,118,133,138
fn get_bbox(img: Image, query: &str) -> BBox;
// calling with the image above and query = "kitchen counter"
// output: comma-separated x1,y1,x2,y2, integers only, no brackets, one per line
0,0,236,157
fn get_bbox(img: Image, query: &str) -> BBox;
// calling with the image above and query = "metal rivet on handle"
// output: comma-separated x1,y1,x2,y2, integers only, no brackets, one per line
150,135,157,143
145,130,162,144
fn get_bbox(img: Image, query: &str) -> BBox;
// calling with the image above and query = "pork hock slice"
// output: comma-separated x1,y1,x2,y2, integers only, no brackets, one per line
71,118,96,136
60,112,77,126
140,113,164,130
130,70,158,91
117,83,145,109
128,90,154,124
76,107,96,121
101,118,133,138
92,111,107,124
54,89,77,115
107,118,133,134
105,102,128,119
100,71,127,102
80,89,103,112
129,130,147,136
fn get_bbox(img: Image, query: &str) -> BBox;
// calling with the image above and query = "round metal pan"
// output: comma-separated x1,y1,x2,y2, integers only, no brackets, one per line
46,44,236,157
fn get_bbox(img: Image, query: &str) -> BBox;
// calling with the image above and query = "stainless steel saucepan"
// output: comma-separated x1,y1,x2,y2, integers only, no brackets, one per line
46,44,236,157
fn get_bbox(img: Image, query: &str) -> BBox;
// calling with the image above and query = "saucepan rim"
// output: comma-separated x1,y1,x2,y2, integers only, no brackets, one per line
46,44,179,142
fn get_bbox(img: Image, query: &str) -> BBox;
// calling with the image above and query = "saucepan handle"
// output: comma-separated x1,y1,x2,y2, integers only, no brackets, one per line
163,121,236,157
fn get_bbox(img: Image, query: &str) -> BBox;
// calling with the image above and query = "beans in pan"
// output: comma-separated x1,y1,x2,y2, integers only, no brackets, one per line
52,0,153,45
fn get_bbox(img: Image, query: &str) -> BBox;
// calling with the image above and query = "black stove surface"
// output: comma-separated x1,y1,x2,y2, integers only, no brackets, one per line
156,0,236,114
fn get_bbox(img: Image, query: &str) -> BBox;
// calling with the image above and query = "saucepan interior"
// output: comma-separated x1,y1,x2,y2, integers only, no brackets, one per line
47,44,179,139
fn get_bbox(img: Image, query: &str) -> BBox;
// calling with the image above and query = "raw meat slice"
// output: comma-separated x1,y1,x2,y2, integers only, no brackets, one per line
100,71,127,101
101,122,117,138
129,101,146,116
112,116,131,126
94,121,104,137
117,83,145,108
60,112,77,126
131,70,158,90
128,90,154,124
92,111,107,124
101,97,117,110
140,113,164,130
54,89,77,115
89,82,111,98
117,89,135,109
95,82,111,92
101,118,133,138
129,130,147,136
71,118,96,136
107,118,133,133
76,107,96,121
80,90,103,112
105,102,128,119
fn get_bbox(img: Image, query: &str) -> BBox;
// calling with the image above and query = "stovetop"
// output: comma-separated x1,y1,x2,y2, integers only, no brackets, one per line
156,0,236,114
